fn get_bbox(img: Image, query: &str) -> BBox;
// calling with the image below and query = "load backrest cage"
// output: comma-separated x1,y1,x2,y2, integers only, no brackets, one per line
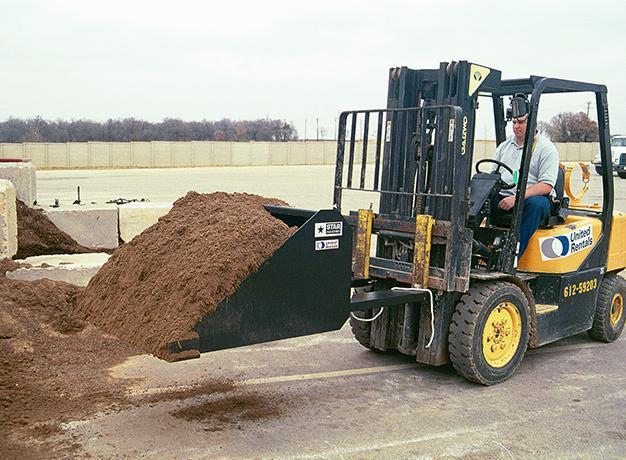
334,105,473,292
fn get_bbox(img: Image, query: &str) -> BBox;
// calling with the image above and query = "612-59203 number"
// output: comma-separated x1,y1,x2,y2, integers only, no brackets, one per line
563,278,598,298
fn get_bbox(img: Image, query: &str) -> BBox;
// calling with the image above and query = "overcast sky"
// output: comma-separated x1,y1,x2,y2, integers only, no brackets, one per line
1,0,625,140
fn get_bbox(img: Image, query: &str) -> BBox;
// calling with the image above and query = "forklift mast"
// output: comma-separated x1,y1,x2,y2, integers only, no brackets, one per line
335,61,502,291
334,61,613,289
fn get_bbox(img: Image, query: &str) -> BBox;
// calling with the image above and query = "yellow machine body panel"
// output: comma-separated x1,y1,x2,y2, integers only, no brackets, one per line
518,212,626,274
606,212,626,272
518,215,601,273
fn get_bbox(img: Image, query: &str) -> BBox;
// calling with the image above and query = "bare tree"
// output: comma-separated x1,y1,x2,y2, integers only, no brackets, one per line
0,117,298,142
538,112,599,142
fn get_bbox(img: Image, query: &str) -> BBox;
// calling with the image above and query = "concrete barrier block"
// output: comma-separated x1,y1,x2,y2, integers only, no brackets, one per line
45,206,119,249
7,253,110,287
0,180,17,258
118,202,172,242
0,161,37,206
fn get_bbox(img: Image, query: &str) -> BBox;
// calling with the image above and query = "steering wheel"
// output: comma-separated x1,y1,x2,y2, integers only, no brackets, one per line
475,159,516,190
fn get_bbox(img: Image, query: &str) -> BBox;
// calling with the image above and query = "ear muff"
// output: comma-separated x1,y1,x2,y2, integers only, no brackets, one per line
506,93,530,120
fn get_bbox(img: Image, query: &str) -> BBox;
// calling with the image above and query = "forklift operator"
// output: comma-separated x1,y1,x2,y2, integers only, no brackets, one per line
491,113,560,256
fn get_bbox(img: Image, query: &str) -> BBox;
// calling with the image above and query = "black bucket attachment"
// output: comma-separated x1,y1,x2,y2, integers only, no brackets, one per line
167,207,354,358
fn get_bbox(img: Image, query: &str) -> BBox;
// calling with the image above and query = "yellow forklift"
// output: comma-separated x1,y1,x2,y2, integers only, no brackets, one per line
169,61,626,385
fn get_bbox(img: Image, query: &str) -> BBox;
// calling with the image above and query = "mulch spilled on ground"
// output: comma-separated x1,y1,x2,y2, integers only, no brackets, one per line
0,259,137,457
171,391,287,431
15,200,104,259
75,192,295,361
136,378,290,432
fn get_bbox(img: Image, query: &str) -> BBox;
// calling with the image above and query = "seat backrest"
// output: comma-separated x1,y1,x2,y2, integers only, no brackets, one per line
542,165,567,228
554,165,565,201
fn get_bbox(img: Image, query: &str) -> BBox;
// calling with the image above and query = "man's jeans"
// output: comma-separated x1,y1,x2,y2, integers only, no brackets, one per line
491,195,551,257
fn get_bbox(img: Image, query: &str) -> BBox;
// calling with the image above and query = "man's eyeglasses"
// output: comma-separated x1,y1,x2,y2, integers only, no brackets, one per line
512,118,528,125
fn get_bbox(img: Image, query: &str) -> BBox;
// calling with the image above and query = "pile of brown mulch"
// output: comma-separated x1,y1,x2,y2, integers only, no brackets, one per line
14,200,101,259
0,259,137,457
75,192,294,361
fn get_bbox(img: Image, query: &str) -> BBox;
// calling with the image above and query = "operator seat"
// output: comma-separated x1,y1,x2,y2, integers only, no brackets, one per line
544,165,568,227
489,166,567,228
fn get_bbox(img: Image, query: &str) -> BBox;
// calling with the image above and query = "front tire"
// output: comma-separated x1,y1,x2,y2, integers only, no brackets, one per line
349,310,375,350
588,274,625,342
449,281,530,385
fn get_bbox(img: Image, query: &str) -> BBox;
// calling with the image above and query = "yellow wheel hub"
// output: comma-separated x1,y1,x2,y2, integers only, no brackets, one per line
610,293,623,326
482,301,522,368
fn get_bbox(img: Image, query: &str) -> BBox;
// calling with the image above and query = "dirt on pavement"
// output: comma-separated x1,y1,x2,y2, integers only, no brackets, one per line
0,259,135,458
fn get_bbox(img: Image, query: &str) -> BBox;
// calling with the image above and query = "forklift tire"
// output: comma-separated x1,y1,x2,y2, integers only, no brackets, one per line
618,173,626,179
349,311,375,350
588,274,626,342
448,281,530,385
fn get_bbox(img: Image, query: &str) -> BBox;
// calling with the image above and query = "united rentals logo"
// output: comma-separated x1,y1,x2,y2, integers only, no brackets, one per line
539,224,594,261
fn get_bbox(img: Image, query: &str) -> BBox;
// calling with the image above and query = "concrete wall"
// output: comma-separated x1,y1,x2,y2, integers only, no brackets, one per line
0,140,598,170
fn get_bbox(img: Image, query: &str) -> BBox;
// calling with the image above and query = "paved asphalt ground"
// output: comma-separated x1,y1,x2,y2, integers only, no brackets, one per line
36,166,625,458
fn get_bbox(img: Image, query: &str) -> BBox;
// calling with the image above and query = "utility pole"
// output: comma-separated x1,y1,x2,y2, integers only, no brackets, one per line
586,101,591,117
316,118,319,140
304,118,307,140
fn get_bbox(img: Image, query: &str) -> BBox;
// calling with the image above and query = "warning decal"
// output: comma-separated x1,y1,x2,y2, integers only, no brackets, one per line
315,222,343,238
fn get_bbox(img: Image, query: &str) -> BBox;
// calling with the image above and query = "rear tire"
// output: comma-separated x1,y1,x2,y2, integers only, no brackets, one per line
449,281,530,385
618,172,626,179
595,165,603,175
588,274,626,342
